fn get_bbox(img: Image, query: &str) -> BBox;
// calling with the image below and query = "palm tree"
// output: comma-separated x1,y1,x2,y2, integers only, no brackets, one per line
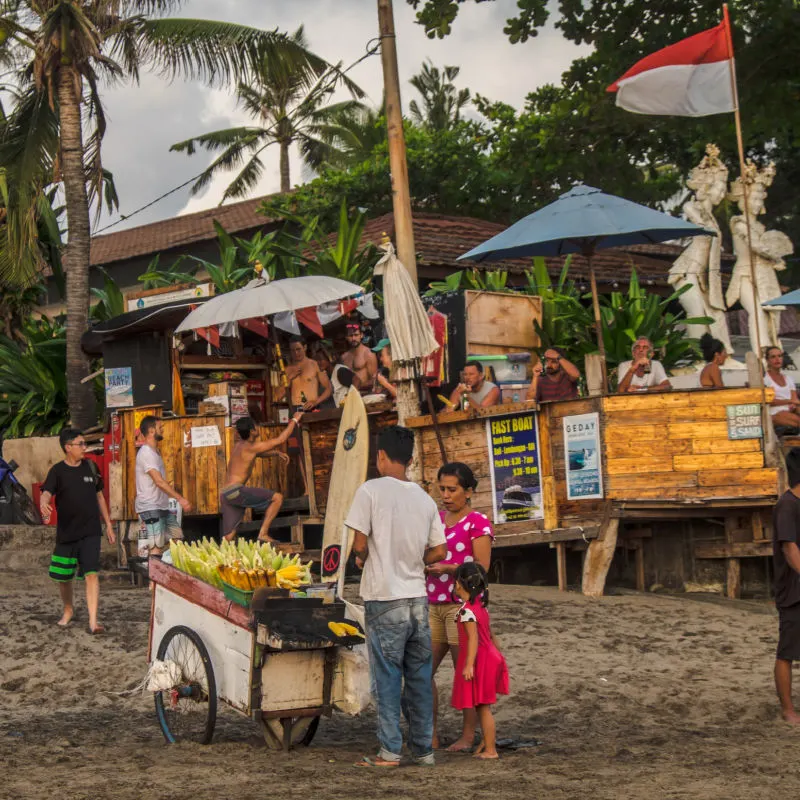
409,60,470,131
310,101,387,169
0,1,317,428
170,25,365,198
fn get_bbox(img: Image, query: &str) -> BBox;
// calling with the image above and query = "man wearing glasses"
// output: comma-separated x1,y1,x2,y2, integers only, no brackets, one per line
39,428,116,633
527,347,580,403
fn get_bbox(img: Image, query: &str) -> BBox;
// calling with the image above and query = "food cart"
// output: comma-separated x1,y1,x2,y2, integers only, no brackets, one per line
147,557,364,750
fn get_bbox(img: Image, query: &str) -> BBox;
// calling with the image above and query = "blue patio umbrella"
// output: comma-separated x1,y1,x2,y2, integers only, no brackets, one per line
458,184,714,361
764,289,800,306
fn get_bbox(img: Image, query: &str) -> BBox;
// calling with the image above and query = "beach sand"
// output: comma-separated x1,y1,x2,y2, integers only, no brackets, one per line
1,532,798,800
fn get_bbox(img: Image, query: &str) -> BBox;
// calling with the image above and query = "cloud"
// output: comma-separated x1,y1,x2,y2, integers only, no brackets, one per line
94,0,590,231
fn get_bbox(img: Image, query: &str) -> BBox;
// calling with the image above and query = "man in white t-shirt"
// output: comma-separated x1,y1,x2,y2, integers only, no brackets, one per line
346,426,447,768
135,416,191,558
617,337,672,393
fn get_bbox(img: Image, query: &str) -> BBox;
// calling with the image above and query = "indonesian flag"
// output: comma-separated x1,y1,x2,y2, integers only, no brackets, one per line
607,20,735,117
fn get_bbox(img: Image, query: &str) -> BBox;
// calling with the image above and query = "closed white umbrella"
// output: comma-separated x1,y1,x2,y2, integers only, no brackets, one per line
174,275,364,333
375,242,438,368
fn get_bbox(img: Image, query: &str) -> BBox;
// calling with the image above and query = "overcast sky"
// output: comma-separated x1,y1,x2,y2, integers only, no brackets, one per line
93,0,589,235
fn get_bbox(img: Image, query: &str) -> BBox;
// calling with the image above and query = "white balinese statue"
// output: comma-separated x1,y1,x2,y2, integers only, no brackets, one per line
669,144,736,356
727,160,793,355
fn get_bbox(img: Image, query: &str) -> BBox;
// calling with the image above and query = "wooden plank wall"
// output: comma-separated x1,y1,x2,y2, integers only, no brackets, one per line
464,290,542,358
307,411,398,517
418,419,503,522
120,413,290,520
601,388,777,501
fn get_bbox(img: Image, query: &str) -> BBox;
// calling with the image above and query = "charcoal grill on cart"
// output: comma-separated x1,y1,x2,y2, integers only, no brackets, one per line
147,558,363,750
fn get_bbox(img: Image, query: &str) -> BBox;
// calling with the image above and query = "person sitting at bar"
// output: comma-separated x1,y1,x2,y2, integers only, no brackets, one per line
339,321,378,392
699,333,728,388
765,346,800,429
617,337,672,393
372,337,397,400
284,336,332,411
526,347,580,403
311,341,334,379
450,360,500,410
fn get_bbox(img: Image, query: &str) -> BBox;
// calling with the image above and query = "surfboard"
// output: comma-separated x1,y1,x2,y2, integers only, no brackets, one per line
320,387,369,582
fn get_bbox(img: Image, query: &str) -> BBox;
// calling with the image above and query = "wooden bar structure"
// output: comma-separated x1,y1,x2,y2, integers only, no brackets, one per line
371,386,782,599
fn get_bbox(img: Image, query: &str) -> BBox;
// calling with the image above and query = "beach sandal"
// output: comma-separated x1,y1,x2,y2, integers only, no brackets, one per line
354,756,400,768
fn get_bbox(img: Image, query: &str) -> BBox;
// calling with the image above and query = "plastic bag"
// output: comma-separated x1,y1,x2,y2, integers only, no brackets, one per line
332,525,372,715
146,659,182,692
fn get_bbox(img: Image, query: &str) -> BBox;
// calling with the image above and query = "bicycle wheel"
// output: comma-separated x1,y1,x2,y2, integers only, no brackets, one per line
154,625,217,744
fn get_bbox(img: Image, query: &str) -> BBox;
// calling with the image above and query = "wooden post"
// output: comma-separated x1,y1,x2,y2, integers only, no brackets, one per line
724,515,742,600
377,0,417,282
542,475,558,531
582,504,620,597
556,542,568,591
585,354,606,396
634,543,645,592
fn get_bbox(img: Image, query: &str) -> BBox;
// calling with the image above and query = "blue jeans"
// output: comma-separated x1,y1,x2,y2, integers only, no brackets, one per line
364,597,434,763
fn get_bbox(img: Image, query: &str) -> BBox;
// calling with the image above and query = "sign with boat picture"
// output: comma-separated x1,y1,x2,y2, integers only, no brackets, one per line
563,412,603,501
486,412,543,525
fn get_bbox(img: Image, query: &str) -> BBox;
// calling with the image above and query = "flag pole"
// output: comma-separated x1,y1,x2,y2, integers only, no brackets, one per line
722,4,779,469
722,3,764,359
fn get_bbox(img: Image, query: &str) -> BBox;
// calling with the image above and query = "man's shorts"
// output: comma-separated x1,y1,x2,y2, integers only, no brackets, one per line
777,603,800,661
49,537,101,582
429,602,459,647
137,509,182,557
220,485,276,536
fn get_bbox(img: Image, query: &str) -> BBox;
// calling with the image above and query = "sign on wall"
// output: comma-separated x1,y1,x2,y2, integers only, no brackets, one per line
190,425,223,448
104,367,133,409
486,412,543,525
563,412,603,501
726,404,763,440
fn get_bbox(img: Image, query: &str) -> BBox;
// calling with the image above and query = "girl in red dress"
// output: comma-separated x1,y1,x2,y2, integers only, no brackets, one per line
452,562,509,759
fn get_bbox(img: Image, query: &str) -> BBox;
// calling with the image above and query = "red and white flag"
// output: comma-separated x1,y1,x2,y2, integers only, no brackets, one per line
607,20,735,117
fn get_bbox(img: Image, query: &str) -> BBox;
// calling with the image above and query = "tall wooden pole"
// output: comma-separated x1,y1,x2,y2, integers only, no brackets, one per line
723,3,763,358
377,0,418,282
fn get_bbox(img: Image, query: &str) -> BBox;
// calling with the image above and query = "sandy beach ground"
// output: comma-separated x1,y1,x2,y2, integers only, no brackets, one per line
2,530,799,800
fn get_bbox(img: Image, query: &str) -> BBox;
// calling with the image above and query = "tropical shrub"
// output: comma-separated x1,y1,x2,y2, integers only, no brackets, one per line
0,316,69,436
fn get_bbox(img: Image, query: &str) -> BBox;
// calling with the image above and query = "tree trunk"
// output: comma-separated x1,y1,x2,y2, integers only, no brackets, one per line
58,67,96,429
279,141,291,193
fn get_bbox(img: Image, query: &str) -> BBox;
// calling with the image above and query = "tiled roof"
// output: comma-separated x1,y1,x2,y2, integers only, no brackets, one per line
88,197,729,290
90,195,276,267
360,212,731,288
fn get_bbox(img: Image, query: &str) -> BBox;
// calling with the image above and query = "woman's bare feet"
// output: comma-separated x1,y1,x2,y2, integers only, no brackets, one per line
474,751,499,760
57,608,74,627
445,737,474,752
782,709,800,724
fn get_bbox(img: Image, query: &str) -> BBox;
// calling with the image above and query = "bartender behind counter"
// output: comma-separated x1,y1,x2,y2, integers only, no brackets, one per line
282,336,333,410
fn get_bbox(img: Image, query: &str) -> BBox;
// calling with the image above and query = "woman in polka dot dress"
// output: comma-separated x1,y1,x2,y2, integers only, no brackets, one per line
426,462,494,751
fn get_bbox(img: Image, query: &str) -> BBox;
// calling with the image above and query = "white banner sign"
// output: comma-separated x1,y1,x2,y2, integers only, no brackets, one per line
563,412,603,501
190,425,222,448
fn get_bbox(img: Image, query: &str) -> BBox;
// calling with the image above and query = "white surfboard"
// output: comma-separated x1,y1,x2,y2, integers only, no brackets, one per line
320,387,369,582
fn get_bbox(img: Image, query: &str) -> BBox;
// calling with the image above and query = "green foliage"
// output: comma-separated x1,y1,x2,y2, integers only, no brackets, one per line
408,61,470,131
90,267,126,322
423,261,710,383
595,271,712,386
0,316,69,437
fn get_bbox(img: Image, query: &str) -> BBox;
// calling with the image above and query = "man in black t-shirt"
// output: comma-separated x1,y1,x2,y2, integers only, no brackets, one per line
40,428,115,633
773,448,800,724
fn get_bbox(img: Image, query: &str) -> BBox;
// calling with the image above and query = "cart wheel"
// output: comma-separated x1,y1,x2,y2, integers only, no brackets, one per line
154,625,217,745
259,715,320,750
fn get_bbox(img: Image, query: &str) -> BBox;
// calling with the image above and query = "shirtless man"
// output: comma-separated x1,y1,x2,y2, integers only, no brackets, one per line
220,414,301,542
339,322,377,391
285,336,332,410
